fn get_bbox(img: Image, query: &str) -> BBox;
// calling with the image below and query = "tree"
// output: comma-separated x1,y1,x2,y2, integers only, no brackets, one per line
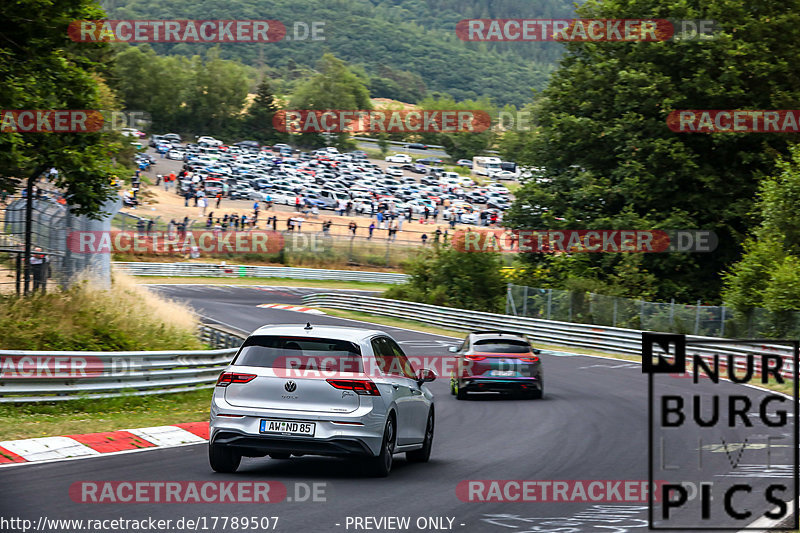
417,95,497,162
184,48,253,136
240,78,286,144
112,45,193,134
724,144,800,312
502,0,800,301
0,0,124,215
384,246,506,312
290,53,372,148
377,133,390,157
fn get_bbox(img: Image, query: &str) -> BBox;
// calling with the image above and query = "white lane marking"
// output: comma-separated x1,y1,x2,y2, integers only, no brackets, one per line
716,464,796,478
0,436,99,461
578,362,640,370
125,426,205,447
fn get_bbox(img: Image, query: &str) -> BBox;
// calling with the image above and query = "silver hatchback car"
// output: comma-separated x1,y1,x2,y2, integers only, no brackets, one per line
209,324,436,476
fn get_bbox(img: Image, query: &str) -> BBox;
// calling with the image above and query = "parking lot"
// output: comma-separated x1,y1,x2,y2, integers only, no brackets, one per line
129,136,515,241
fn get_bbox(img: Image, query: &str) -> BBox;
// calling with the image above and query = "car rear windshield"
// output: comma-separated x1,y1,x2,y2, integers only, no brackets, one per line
473,339,531,353
233,336,363,371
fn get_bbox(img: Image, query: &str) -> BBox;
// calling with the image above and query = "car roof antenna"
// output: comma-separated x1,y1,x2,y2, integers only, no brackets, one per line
304,322,313,330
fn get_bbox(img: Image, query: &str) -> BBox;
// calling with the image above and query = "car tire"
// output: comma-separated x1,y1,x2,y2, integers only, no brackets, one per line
455,380,468,400
530,377,544,399
368,416,396,477
268,453,291,459
209,443,241,473
406,410,434,463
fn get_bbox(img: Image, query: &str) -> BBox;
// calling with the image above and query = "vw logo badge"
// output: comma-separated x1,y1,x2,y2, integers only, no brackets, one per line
284,380,297,393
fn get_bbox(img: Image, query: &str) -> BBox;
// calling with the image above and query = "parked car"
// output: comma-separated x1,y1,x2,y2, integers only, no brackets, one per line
385,154,412,164
385,166,404,177
492,170,518,181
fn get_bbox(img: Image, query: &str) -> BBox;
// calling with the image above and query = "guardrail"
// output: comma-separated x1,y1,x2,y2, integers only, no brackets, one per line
0,325,244,403
302,293,797,378
113,262,408,284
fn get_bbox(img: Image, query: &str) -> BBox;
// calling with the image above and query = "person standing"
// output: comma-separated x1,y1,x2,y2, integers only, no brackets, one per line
30,247,48,292
216,192,222,208
368,222,375,239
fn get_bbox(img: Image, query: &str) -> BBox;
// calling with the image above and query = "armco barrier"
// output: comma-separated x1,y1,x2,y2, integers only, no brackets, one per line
113,262,408,284
301,293,797,379
0,325,244,403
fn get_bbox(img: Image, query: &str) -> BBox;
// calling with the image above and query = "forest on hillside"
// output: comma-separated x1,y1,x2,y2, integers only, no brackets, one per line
101,0,578,105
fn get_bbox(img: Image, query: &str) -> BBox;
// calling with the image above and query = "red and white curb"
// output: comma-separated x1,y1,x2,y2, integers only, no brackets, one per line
0,422,209,466
256,303,325,315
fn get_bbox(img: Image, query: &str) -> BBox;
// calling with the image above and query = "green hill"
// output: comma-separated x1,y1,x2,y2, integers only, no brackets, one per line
102,0,577,106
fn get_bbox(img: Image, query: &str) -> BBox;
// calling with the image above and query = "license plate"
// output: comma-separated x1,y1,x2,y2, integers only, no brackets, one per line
490,370,517,377
260,419,315,436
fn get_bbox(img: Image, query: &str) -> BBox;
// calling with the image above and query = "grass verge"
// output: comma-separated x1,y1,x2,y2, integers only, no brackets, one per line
0,389,213,441
0,273,203,351
134,276,393,292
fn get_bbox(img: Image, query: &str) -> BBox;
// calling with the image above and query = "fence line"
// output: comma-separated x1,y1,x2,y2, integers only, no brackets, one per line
506,283,800,339
301,293,796,379
113,262,408,283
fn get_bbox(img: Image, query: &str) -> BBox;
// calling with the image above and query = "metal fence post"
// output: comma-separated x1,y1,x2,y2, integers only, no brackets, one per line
669,298,675,327
639,300,645,328
506,283,517,316
612,298,617,327
568,294,573,322
522,285,528,317
694,299,701,335
720,306,726,337
547,289,552,320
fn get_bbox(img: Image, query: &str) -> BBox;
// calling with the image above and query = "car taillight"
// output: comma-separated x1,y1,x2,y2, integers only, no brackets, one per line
466,355,487,361
519,356,540,363
216,372,256,387
326,379,381,396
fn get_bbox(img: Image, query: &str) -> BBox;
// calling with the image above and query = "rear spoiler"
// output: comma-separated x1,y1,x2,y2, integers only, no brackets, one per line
472,330,527,338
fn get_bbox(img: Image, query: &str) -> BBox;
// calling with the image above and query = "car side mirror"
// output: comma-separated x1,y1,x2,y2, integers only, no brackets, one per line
533,349,541,355
448,346,458,353
416,368,437,385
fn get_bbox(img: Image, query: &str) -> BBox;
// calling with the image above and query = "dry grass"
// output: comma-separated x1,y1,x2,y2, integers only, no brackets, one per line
0,272,203,351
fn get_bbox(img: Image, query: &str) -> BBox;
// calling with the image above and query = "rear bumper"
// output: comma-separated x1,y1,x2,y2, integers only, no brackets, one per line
461,376,541,393
211,430,375,457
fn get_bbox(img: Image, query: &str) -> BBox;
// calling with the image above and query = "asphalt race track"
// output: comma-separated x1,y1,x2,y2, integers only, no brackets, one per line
1,285,794,532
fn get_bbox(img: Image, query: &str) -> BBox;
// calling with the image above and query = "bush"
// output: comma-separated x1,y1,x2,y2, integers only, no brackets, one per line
384,245,505,312
0,274,203,351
